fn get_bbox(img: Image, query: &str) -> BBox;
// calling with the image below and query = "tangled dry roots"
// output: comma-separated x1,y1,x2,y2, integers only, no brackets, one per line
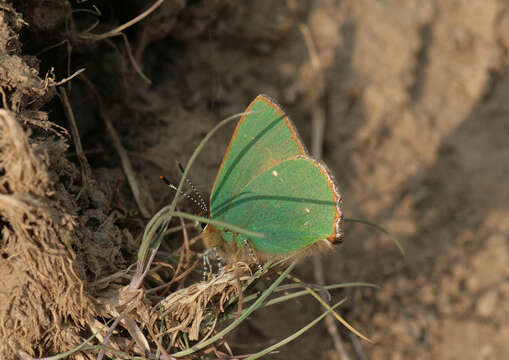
149,262,251,351
0,110,91,358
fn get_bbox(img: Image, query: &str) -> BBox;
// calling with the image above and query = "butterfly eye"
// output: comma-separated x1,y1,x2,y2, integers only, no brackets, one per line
332,233,344,245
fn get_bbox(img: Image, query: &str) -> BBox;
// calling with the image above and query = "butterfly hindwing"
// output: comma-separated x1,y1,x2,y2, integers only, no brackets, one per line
214,156,341,254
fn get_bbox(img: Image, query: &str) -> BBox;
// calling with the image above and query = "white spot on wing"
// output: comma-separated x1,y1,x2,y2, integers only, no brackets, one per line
272,170,278,176
304,207,310,213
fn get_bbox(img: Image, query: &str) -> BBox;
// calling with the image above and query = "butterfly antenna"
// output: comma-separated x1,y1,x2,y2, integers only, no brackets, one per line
160,175,207,213
177,162,208,213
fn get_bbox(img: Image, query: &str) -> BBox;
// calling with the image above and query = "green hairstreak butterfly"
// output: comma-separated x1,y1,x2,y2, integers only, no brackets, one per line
203,94,342,261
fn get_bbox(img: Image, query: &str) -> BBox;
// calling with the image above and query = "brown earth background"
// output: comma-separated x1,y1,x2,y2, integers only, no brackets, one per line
1,0,509,359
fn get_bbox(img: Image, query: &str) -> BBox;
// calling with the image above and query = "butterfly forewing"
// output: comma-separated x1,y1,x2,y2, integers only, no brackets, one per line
210,95,307,218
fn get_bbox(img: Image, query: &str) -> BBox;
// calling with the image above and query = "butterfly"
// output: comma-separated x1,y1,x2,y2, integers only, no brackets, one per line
202,94,342,264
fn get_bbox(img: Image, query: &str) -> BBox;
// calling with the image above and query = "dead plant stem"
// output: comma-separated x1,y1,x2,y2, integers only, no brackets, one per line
58,86,91,196
79,74,151,219
301,22,352,360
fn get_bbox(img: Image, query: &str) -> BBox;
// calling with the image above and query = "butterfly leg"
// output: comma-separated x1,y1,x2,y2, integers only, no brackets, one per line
203,247,225,280
213,247,224,273
203,249,213,281
243,239,263,273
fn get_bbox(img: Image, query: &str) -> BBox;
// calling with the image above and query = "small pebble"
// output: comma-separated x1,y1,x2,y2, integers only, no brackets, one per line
476,290,498,317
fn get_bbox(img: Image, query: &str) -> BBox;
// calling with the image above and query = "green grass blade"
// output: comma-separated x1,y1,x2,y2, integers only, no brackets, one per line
220,282,377,322
245,298,347,360
138,110,252,265
344,217,405,256
265,282,377,307
167,210,265,238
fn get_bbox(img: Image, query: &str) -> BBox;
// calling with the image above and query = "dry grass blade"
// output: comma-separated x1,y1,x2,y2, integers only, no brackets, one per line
79,74,151,219
300,20,352,360
92,0,166,40
58,87,91,193
51,68,86,87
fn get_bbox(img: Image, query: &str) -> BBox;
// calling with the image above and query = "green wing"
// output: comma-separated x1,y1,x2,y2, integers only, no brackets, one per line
210,95,307,218
215,156,342,254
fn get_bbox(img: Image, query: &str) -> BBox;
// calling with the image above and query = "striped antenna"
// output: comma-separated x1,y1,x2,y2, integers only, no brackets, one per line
177,162,208,213
160,176,208,213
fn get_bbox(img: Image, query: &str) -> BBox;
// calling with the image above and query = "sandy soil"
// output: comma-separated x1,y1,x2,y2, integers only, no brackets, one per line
1,1,508,359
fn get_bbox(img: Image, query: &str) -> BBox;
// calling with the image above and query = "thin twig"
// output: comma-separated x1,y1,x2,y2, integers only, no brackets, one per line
313,255,351,360
92,0,165,40
73,0,163,84
147,325,173,360
146,259,199,294
234,277,244,320
301,22,352,360
164,223,197,236
66,41,72,91
89,263,136,287
150,261,175,273
200,311,220,343
36,39,68,56
52,68,86,86
162,233,186,294
175,259,199,289
58,86,92,196
349,331,369,360
119,32,151,84
300,24,321,74
179,216,191,267
0,87,9,110
173,233,201,255
97,289,144,360
105,34,152,86
79,74,151,218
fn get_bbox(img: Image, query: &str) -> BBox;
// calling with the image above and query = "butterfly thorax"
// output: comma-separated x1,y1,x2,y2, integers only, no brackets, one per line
202,224,242,257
